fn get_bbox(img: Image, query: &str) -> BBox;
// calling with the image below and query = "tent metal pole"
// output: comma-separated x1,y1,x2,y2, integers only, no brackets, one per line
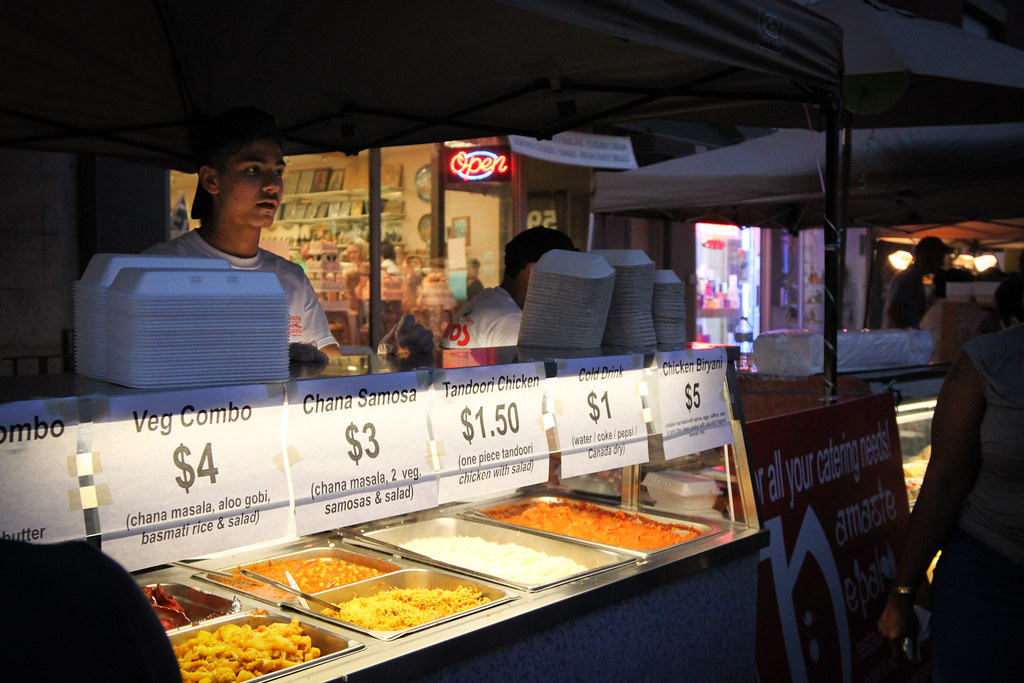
823,95,843,402
838,114,852,331
369,148,383,348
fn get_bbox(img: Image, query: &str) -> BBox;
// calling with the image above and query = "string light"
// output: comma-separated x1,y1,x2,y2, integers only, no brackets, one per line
973,254,998,272
888,250,913,270
952,254,975,271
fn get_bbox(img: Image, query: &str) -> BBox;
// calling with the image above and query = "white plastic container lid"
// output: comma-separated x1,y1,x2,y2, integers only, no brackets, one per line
590,248,654,267
654,269,682,284
532,249,615,279
80,253,230,286
107,268,285,297
642,470,720,498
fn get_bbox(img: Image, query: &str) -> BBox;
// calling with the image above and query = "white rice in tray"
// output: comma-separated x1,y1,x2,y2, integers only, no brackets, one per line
402,535,588,584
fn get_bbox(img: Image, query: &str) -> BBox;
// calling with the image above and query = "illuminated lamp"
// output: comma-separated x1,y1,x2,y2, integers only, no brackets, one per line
974,254,998,272
952,254,975,271
888,250,913,270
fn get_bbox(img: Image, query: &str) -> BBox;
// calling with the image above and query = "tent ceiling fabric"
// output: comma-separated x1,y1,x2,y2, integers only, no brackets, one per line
0,0,840,169
592,123,1024,244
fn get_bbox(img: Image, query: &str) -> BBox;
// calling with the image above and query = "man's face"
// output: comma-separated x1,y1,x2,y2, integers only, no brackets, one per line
204,139,285,230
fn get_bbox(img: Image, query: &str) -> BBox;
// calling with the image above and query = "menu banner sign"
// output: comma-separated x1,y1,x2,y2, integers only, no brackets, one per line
746,393,927,682
650,347,733,458
91,385,291,571
551,355,650,479
509,132,638,170
0,397,84,544
431,362,550,503
286,371,435,533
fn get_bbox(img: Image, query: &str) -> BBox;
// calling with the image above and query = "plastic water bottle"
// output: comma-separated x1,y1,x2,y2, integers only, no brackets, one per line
735,317,756,372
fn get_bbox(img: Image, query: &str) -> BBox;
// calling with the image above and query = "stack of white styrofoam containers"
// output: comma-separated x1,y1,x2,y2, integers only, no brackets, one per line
74,255,232,380
74,254,290,388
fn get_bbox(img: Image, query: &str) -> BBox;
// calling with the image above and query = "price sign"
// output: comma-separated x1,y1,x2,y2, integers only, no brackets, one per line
651,347,733,458
551,355,650,479
0,397,85,544
431,362,550,503
91,384,290,571
286,371,435,532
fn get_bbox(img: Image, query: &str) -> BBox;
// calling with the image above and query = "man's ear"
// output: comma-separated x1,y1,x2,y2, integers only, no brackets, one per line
198,165,219,196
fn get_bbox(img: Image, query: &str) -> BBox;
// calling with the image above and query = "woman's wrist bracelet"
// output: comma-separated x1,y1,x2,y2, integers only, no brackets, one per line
890,585,916,597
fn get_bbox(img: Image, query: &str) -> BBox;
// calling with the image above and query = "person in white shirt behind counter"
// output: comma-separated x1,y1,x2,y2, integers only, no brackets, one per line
145,106,432,361
440,227,576,349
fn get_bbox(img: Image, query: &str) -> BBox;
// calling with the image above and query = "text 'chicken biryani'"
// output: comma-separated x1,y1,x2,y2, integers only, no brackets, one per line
321,585,490,631
481,499,702,550
175,619,320,682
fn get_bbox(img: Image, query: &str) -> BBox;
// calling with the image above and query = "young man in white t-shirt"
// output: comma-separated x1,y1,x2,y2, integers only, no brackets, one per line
441,227,576,349
146,107,432,359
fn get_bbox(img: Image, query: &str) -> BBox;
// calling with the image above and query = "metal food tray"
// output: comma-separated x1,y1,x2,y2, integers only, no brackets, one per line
282,568,516,641
168,610,363,680
190,542,402,605
345,516,636,592
143,582,241,627
463,495,726,558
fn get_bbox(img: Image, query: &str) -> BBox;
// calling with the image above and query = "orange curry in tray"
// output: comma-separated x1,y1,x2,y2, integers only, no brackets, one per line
211,556,387,600
481,499,702,551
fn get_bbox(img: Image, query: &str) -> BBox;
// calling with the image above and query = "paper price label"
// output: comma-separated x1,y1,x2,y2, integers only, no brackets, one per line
91,385,290,571
286,371,435,532
652,347,734,458
552,355,650,479
431,362,550,503
0,398,84,544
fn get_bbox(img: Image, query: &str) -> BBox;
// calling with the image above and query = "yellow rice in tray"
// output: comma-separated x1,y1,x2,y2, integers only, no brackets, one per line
321,585,490,631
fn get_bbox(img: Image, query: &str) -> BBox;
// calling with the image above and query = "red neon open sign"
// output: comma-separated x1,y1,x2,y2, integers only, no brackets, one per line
446,148,511,183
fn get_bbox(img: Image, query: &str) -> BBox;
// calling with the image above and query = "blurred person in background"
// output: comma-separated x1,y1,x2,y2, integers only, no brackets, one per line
886,237,953,329
465,257,484,301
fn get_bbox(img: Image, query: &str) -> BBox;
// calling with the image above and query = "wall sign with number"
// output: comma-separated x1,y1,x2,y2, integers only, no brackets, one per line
286,371,435,533
430,362,550,503
551,355,650,479
90,384,290,571
650,347,734,458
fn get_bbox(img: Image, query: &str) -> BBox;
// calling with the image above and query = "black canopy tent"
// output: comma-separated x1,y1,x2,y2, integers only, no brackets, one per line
0,0,841,167
0,0,843,358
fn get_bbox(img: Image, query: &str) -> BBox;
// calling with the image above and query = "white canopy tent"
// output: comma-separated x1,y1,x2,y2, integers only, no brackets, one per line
593,123,1024,247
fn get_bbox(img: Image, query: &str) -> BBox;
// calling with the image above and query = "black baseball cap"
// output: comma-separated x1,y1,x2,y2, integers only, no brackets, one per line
504,227,577,279
190,107,283,220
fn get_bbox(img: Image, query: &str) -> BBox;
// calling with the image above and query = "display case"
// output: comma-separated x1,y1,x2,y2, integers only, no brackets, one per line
849,364,947,507
693,222,759,345
0,345,765,681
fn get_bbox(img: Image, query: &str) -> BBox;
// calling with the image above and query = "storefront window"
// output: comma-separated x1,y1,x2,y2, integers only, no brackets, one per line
169,140,522,349
693,223,760,344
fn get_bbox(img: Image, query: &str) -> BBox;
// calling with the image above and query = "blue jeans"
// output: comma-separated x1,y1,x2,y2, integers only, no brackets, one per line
930,528,1024,682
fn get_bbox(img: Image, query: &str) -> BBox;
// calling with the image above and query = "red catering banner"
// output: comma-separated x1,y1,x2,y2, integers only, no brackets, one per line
745,393,929,683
